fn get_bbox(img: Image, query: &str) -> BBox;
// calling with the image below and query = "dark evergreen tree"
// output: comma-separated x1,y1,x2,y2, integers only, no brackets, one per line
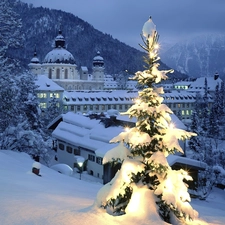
0,0,23,132
188,111,203,160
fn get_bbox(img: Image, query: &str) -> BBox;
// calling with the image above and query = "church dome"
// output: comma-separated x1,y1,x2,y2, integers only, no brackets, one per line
93,51,104,67
43,29,76,64
30,47,40,64
43,48,76,64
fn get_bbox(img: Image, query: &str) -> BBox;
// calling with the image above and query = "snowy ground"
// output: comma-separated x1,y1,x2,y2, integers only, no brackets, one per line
0,150,224,225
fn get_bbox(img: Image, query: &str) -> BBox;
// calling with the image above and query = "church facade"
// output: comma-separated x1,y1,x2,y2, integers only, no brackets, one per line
29,29,105,91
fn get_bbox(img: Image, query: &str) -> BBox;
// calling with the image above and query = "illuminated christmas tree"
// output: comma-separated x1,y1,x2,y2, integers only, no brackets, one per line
96,17,198,224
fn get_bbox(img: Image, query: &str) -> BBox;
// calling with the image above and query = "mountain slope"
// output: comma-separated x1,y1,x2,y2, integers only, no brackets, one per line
12,1,186,80
161,34,225,78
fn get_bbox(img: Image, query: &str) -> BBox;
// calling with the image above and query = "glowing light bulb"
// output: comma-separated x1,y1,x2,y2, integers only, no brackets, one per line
154,43,159,50
135,98,141,105
124,127,130,132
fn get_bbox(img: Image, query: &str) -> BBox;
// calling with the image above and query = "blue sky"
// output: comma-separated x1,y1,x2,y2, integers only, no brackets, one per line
21,0,225,49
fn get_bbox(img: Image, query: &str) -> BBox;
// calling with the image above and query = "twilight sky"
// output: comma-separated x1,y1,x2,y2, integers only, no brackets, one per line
21,0,225,50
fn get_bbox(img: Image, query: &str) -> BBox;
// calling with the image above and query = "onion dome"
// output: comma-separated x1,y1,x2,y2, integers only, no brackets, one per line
93,51,104,67
54,29,65,48
43,29,76,64
30,46,40,64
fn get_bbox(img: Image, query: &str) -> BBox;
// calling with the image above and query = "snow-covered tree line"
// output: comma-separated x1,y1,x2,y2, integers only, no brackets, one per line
0,0,61,164
188,78,225,189
95,18,200,224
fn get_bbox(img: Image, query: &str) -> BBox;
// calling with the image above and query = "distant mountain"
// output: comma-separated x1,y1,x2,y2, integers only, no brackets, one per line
11,1,186,80
161,34,225,79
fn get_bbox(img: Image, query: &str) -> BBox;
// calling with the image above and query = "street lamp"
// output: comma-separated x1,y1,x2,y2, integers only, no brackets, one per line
77,157,84,180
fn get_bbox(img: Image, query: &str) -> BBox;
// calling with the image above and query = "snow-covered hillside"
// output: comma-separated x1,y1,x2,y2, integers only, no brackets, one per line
161,34,225,78
0,150,224,225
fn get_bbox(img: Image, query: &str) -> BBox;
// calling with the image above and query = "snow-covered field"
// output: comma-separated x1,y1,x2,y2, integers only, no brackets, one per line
0,150,224,225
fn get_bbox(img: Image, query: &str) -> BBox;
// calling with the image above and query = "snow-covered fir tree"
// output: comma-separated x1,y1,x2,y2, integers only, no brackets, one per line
0,0,23,132
0,0,51,163
96,18,199,224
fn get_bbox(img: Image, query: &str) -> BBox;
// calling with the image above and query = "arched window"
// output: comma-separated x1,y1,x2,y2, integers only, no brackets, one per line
56,68,60,79
64,68,68,79
48,68,52,79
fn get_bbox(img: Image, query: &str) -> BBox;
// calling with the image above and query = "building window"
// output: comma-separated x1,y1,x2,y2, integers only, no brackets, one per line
90,105,93,110
39,103,47,108
119,105,122,110
65,69,68,79
49,68,52,79
101,105,105,110
56,68,60,79
177,104,181,108
59,143,64,151
50,93,60,98
96,157,103,165
96,105,99,110
66,146,72,154
83,105,87,111
37,93,47,98
71,105,74,111
77,105,81,111
74,148,80,155
88,154,95,162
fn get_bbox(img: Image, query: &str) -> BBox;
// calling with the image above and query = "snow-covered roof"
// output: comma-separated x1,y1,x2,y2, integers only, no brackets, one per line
63,90,137,105
174,81,192,86
35,75,64,91
52,112,124,157
163,90,197,103
30,56,40,64
189,76,222,91
43,47,76,64
81,66,88,72
167,155,207,170
53,110,187,158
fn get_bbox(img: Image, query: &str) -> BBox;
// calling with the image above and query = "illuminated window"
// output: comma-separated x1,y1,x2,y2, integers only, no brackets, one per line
177,104,181,108
37,93,47,98
50,93,60,98
39,103,47,108
182,110,185,115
